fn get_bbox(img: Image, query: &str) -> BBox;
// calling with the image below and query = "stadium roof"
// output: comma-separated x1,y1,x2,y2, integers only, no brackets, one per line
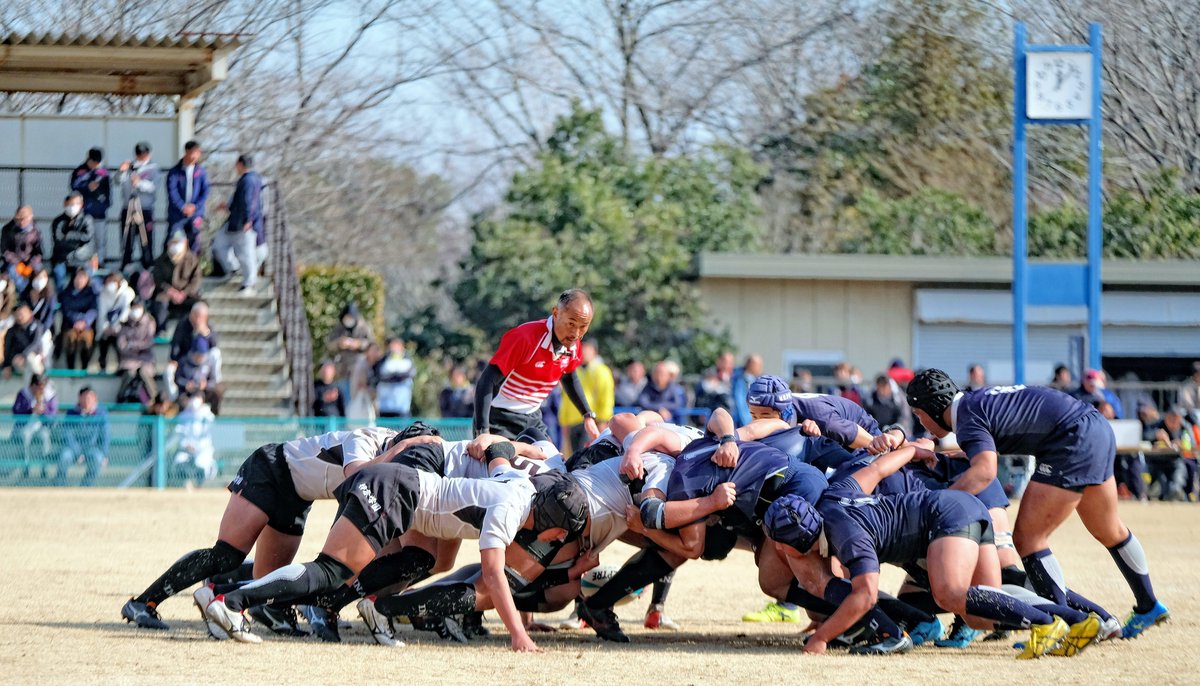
0,32,243,97
698,252,1200,287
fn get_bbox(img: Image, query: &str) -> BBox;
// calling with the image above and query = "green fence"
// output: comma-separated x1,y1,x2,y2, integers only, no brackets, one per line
0,415,472,489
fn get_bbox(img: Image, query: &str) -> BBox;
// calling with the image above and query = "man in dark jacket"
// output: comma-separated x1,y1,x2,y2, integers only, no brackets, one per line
1,205,44,289
51,193,95,291
175,337,221,413
55,386,110,487
636,361,688,422
166,141,209,255
151,230,202,329
70,147,111,263
213,154,264,292
2,304,47,378
312,361,345,417
58,267,99,369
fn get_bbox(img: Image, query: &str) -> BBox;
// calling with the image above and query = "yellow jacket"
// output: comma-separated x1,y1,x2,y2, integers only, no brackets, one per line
560,358,615,425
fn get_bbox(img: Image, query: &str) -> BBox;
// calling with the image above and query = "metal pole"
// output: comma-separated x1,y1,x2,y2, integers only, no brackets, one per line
1086,23,1104,370
1012,23,1029,385
153,414,166,489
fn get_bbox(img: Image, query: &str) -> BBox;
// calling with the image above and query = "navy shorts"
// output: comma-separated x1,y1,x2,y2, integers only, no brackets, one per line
925,490,993,545
227,443,312,537
1032,411,1115,490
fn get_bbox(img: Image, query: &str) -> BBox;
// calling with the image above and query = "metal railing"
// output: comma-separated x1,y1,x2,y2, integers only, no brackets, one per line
263,183,314,416
0,415,470,489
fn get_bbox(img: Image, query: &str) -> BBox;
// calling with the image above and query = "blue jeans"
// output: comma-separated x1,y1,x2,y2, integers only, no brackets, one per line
56,446,105,487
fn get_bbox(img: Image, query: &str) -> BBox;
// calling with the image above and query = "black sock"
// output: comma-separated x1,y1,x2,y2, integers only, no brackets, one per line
964,586,1054,629
897,590,945,616
785,581,837,615
212,579,250,596
376,581,477,618
207,560,255,586
224,553,354,612
513,587,551,613
650,570,674,606
135,540,245,607
312,547,436,612
1000,565,1027,587
586,549,675,610
823,578,901,640
877,592,935,627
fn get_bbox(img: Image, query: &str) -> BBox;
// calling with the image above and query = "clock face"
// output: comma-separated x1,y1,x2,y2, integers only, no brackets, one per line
1026,52,1093,120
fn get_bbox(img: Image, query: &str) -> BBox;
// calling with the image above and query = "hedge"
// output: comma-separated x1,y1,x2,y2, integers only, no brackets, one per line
299,265,386,367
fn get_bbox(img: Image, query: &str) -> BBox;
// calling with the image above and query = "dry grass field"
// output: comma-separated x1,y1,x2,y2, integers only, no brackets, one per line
1,489,1197,685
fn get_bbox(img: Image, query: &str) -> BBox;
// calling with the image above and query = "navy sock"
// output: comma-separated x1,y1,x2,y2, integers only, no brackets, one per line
824,578,902,640
965,586,1054,629
785,581,836,615
897,590,945,616
877,591,935,627
1107,531,1157,613
1031,600,1087,625
1005,564,1113,621
1022,549,1068,605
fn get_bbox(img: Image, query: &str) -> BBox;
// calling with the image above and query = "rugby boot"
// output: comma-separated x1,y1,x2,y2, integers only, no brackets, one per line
192,584,229,640
1015,616,1068,660
1048,612,1101,657
1121,601,1169,639
121,598,169,630
205,596,262,644
248,604,309,637
576,602,630,643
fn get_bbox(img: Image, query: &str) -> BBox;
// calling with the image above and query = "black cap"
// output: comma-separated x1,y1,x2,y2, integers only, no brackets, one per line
88,147,103,162
529,472,588,540
906,368,959,427
397,420,441,441
135,141,151,155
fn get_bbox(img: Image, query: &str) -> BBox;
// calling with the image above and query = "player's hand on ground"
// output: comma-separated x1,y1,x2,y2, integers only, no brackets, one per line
619,452,645,481
705,482,736,511
799,419,821,437
802,637,828,654
511,635,542,653
712,441,740,468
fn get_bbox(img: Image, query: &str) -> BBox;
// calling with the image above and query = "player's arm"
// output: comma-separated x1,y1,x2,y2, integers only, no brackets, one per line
847,425,876,450
735,418,792,442
472,364,505,436
643,483,736,531
806,572,879,654
704,408,742,468
343,434,442,478
619,425,685,479
825,416,872,450
849,444,934,494
950,450,999,495
627,508,707,559
480,546,539,652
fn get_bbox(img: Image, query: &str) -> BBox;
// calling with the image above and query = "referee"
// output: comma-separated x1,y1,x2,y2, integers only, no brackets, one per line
473,289,600,442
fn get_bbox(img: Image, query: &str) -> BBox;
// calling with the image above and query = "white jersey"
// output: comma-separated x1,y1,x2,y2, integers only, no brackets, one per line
622,422,704,454
573,451,675,553
412,468,536,549
441,440,490,480
283,427,396,501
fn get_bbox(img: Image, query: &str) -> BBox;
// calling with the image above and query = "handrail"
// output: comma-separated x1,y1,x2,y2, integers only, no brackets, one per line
264,182,314,416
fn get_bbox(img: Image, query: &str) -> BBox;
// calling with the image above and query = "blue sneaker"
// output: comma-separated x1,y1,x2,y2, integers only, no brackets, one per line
909,617,944,646
1122,601,1169,639
935,621,982,648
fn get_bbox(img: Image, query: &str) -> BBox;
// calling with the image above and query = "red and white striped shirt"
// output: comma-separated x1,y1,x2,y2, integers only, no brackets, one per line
489,317,582,414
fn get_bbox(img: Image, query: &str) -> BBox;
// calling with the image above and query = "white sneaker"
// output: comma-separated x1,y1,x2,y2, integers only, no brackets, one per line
204,597,262,644
192,585,229,640
357,597,402,647
557,612,584,630
1098,616,1123,641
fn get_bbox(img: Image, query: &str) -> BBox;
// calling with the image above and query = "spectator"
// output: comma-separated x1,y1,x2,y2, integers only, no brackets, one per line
174,337,222,413
1094,400,1116,420
170,301,216,364
347,341,381,421
150,230,202,329
116,301,159,403
58,267,99,370
636,361,688,422
438,366,473,418
1138,404,1162,442
55,387,109,487
117,142,159,270
0,273,18,362
966,363,986,390
2,304,48,378
1179,361,1200,417
166,141,209,255
96,272,134,372
171,392,217,485
326,302,373,398
313,361,346,417
1,205,44,290
1050,364,1073,392
1116,371,1155,420
12,373,57,479
1072,368,1124,419
375,338,416,419
50,192,96,290
1146,406,1190,501
559,340,614,454
731,353,763,427
866,374,911,433
791,367,814,393
70,147,111,263
824,362,863,405
22,266,56,336
213,154,264,293
886,357,915,386
614,360,647,408
695,350,735,415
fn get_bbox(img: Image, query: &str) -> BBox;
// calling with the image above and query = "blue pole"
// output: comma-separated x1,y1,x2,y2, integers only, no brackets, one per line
1086,23,1104,370
1012,23,1029,385
153,414,166,490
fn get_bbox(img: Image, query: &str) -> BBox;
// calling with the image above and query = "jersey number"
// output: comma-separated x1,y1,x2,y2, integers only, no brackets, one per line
985,385,1026,396
509,456,547,476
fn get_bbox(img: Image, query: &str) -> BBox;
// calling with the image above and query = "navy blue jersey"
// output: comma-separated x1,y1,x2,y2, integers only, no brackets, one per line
789,393,881,448
757,428,861,472
827,456,929,497
667,438,788,525
817,483,988,578
953,386,1094,457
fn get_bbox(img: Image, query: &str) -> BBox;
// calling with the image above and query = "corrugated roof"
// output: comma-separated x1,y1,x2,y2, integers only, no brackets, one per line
1,32,243,50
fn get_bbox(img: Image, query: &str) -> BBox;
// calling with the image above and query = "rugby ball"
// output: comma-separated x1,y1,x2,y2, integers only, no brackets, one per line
580,564,646,607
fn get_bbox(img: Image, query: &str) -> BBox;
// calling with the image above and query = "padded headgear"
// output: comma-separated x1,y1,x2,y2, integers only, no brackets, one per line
906,368,959,431
763,495,823,553
529,472,589,540
747,375,795,421
515,427,551,445
397,421,441,440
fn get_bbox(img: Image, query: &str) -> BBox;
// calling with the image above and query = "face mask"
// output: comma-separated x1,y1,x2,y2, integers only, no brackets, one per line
130,308,144,320
168,243,185,257
105,282,118,294
342,317,355,328
189,397,203,410
32,277,48,291
65,205,82,218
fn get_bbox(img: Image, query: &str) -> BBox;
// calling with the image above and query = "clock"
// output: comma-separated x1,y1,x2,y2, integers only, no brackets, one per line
1026,52,1093,119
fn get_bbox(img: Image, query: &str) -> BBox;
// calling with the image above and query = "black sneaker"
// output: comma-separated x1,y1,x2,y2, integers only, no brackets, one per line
121,598,169,630
576,601,630,643
849,633,915,655
248,604,310,637
983,629,1011,642
462,611,490,637
299,605,341,642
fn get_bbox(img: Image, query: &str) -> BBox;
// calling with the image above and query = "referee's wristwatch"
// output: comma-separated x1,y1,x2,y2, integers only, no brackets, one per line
584,411,597,421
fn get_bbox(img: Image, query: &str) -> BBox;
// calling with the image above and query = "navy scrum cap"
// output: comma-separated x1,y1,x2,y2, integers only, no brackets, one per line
747,375,794,421
764,495,822,553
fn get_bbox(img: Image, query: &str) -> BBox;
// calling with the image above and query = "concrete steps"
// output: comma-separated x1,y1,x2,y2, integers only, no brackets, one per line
202,277,294,417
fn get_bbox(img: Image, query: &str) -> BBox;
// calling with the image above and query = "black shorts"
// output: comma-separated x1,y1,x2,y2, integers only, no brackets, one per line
390,442,448,476
488,407,548,440
227,443,312,537
333,463,422,553
565,440,623,472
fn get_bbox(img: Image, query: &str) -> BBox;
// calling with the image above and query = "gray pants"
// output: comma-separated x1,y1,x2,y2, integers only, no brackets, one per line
212,229,261,287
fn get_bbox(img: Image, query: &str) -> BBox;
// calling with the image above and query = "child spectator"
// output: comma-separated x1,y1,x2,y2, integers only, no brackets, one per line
1,205,44,290
375,338,415,418
59,267,99,370
50,192,96,291
96,272,134,372
55,386,109,487
312,361,345,417
171,393,217,486
13,373,57,479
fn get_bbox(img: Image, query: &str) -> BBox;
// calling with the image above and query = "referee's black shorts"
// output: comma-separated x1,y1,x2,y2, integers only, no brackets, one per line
487,407,549,440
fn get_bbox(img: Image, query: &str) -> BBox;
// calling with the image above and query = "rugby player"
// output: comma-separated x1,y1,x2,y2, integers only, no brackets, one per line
903,370,1169,638
748,375,889,451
